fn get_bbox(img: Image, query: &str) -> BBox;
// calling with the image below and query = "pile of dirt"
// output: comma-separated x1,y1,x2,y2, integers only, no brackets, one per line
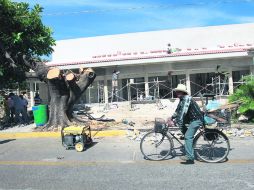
87,100,177,128
0,100,179,132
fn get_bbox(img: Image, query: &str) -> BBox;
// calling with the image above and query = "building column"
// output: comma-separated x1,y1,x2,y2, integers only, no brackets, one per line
118,79,123,100
144,74,149,98
103,77,109,106
185,71,191,95
29,82,35,107
228,68,234,95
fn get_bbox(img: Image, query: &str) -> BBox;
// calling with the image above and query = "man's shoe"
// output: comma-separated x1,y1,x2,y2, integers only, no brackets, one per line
180,155,189,161
180,160,194,164
179,156,194,164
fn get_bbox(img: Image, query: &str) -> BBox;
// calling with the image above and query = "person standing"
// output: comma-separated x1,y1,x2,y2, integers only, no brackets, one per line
34,93,42,106
7,94,15,123
170,84,203,164
19,95,28,112
9,93,28,125
22,91,29,107
2,95,10,123
19,94,29,123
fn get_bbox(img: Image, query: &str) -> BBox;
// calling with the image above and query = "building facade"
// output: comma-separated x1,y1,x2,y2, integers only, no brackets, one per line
34,23,254,105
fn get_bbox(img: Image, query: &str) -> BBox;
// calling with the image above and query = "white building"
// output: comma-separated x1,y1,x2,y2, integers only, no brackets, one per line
34,23,254,105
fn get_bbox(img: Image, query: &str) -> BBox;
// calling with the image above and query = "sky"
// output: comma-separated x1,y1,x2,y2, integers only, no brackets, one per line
14,0,254,41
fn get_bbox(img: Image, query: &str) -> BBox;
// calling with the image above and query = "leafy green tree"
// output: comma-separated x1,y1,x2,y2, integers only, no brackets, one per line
229,75,254,121
0,0,55,88
0,0,96,130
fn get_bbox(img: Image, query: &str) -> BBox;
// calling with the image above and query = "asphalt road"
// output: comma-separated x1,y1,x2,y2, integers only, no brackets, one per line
0,136,254,190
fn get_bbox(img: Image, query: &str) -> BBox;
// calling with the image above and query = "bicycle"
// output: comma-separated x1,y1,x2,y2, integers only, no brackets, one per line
140,117,230,163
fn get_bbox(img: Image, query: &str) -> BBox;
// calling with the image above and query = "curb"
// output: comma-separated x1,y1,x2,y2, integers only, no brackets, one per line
0,130,127,139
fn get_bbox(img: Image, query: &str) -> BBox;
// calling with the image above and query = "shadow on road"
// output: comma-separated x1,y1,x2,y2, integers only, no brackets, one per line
85,141,98,151
0,139,16,144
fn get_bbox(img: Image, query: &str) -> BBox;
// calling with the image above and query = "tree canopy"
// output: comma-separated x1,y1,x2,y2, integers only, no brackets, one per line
0,0,55,88
0,0,96,130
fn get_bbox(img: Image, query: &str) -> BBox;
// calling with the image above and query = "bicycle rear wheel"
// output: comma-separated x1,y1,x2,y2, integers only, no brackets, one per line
140,130,173,161
193,129,230,163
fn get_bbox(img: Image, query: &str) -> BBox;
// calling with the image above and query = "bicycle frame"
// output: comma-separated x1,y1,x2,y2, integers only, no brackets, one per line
167,130,184,146
164,123,224,147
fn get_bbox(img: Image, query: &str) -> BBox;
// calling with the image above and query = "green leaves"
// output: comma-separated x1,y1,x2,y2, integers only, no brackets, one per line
0,0,55,87
0,0,55,54
12,32,23,43
229,75,254,114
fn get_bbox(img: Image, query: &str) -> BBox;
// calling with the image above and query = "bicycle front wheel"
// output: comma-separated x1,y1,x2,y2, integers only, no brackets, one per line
140,130,173,161
193,129,230,163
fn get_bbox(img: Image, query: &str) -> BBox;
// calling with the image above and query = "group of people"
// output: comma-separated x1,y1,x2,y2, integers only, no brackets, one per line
1,91,43,126
2,92,29,125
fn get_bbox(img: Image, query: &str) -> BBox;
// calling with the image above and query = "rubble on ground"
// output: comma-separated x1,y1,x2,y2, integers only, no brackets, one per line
1,101,254,139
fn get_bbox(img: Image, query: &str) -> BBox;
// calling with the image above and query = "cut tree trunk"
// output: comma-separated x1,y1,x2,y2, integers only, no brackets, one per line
45,67,96,130
22,57,96,130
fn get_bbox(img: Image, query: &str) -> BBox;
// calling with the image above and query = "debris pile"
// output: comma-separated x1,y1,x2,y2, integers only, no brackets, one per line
222,128,254,137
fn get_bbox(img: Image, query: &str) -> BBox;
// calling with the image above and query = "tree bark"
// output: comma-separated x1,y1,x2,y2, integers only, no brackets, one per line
22,56,96,130
46,68,96,130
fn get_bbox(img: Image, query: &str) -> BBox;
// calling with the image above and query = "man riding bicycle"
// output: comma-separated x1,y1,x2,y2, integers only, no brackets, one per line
169,84,203,164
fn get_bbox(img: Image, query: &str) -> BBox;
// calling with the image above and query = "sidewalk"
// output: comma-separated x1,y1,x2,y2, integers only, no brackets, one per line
0,123,127,139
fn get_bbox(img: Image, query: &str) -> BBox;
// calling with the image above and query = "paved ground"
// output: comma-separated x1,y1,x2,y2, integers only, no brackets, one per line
1,136,254,161
0,137,254,190
1,102,254,189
